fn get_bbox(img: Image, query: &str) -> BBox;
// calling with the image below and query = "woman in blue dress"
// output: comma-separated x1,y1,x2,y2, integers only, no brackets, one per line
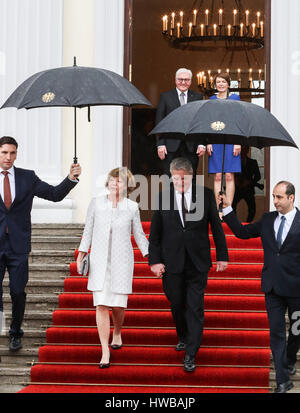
207,72,241,213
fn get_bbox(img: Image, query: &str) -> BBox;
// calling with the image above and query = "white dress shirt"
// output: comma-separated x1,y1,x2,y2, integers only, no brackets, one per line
223,205,297,244
175,186,192,226
0,166,16,203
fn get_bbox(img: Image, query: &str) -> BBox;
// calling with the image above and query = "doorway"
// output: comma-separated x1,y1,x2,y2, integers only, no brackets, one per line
124,0,270,221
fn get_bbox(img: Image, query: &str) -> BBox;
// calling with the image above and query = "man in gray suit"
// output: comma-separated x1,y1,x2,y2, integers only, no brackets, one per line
155,68,205,176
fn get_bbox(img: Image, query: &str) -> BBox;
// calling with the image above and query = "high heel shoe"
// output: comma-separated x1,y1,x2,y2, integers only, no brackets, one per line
111,343,122,350
99,352,110,368
99,361,110,369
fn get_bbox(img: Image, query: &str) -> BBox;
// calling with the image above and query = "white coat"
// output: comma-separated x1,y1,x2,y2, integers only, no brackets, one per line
78,195,149,294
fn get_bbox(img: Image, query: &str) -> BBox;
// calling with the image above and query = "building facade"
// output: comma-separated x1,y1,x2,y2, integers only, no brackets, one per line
0,0,299,223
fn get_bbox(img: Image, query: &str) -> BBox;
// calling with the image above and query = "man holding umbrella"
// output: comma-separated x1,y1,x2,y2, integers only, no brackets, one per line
219,181,300,393
0,136,81,352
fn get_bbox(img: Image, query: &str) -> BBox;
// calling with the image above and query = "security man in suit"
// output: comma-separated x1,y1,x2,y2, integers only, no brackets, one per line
220,181,300,393
0,136,81,352
155,68,204,176
232,146,264,222
149,157,228,373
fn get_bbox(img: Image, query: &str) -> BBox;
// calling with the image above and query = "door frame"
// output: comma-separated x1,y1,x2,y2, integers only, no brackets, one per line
123,0,271,211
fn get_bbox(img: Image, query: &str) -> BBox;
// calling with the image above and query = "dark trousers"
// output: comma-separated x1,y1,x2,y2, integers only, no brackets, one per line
232,188,256,222
265,291,300,384
0,234,29,338
162,251,207,357
162,142,199,177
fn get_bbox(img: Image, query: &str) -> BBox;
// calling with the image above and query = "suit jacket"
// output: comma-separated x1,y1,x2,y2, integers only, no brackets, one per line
155,88,203,152
148,185,228,274
78,196,149,294
224,209,300,296
236,157,261,194
0,167,78,254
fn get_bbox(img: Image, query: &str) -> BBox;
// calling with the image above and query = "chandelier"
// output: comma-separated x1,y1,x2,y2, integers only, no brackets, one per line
197,67,264,98
161,1,264,51
160,1,265,98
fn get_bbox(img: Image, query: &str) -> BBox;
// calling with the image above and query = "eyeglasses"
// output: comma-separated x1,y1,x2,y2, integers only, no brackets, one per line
176,78,191,83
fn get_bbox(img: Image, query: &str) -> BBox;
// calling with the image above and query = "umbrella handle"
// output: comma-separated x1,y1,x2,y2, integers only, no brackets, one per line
73,107,79,176
218,190,223,212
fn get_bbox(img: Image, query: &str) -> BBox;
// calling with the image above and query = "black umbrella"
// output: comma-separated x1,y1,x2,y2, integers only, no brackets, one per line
149,99,298,209
1,57,151,163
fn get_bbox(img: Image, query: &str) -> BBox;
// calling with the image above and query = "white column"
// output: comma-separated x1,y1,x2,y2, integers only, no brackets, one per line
62,0,95,223
93,0,125,196
61,0,125,223
0,0,75,222
270,0,300,208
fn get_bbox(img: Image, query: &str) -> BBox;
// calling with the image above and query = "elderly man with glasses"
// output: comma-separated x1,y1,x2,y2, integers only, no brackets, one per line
155,68,204,177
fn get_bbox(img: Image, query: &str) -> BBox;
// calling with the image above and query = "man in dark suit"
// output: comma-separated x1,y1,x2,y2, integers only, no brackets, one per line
0,136,81,351
149,157,228,372
232,146,264,222
156,68,204,176
220,181,300,393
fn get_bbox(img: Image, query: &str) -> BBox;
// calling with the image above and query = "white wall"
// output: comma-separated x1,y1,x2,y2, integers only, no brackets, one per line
0,0,125,223
62,0,125,223
270,0,300,208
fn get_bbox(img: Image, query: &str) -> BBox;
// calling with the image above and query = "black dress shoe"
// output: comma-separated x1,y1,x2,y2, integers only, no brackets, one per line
274,380,294,393
183,355,196,373
9,337,22,352
99,356,110,368
288,364,297,375
175,341,186,351
111,344,122,350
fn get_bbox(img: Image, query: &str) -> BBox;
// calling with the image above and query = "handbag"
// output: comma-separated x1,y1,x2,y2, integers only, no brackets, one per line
78,253,90,276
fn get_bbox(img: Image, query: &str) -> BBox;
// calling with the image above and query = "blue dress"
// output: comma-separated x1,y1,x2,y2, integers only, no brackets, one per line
208,94,242,173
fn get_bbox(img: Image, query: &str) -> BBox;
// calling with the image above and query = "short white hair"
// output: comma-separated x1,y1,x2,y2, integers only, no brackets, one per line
175,68,192,79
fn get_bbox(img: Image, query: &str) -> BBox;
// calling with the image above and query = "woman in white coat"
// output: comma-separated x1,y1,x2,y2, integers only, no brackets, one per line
76,167,149,368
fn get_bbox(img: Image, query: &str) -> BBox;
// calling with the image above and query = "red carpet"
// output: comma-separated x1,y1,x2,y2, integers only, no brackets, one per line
20,222,271,393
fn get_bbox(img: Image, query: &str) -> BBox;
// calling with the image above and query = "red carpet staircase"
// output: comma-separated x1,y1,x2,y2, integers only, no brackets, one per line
20,222,271,393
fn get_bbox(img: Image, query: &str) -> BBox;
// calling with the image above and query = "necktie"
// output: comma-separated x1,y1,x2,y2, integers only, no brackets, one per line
276,216,286,248
2,171,12,209
181,192,188,226
179,92,186,106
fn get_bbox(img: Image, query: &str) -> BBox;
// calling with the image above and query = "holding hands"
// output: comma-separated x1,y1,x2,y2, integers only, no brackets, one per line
151,263,165,278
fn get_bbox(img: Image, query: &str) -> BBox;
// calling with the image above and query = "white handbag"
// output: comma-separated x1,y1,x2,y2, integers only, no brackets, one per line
78,253,89,276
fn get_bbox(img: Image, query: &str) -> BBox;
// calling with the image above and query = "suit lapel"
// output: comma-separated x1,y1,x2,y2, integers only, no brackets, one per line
172,88,181,107
280,209,300,249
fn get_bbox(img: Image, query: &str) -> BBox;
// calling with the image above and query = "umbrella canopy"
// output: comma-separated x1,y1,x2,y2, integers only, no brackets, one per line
149,99,298,149
1,59,151,109
1,57,151,162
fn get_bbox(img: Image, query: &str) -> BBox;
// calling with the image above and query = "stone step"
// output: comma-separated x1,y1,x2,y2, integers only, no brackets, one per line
0,345,39,365
31,236,80,250
0,366,31,386
3,279,64,294
0,384,27,393
28,263,69,279
32,223,84,236
0,329,46,347
1,310,53,331
3,293,59,312
29,250,75,264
